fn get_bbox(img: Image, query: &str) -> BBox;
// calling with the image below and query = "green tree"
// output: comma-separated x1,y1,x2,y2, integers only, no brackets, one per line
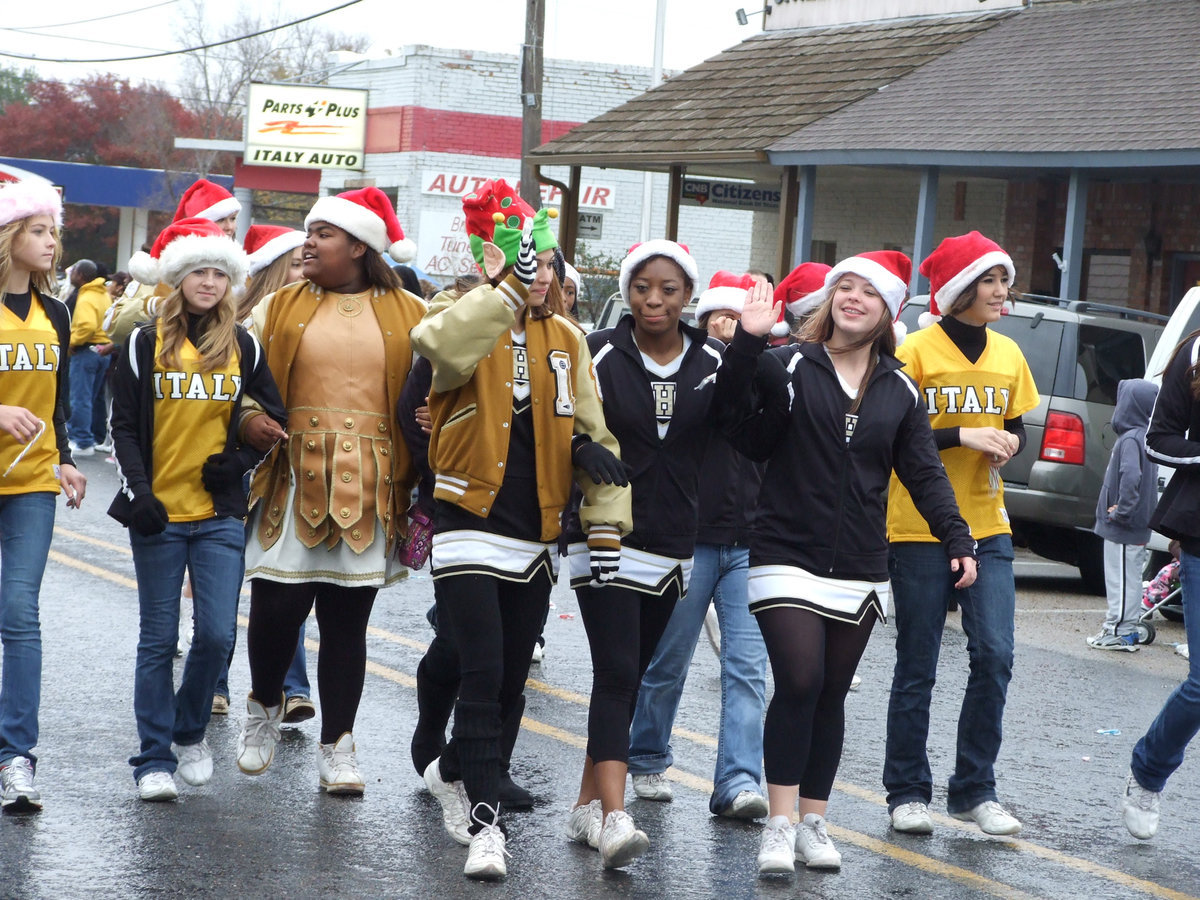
572,242,623,325
0,65,36,109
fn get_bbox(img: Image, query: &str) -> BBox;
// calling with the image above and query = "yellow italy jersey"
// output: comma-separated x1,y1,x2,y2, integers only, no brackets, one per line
887,324,1039,542
151,335,240,521
0,297,64,494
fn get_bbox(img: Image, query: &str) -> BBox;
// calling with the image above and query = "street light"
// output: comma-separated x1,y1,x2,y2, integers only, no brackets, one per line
735,3,771,25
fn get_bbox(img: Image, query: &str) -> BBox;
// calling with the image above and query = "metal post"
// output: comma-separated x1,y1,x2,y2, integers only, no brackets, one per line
911,166,939,295
1061,169,1088,300
775,167,799,277
793,165,816,268
667,166,682,241
520,0,546,208
639,0,668,241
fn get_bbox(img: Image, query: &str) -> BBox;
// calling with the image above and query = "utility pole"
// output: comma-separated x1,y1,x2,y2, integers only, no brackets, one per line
520,0,546,208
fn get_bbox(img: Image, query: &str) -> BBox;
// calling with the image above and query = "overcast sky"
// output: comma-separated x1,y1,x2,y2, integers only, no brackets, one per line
1,0,760,92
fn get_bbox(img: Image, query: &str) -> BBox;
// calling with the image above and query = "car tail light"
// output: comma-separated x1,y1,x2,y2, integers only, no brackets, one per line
1040,411,1085,464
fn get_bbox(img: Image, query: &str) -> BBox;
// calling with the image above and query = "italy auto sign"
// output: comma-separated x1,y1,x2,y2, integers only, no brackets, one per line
245,83,368,171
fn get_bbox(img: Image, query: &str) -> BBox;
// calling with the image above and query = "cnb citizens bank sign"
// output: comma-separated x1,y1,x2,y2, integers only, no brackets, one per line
245,83,368,171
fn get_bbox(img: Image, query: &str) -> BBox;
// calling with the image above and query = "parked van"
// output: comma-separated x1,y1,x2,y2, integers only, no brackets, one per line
899,294,1165,592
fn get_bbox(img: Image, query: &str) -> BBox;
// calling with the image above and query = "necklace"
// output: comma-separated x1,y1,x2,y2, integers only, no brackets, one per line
335,291,368,318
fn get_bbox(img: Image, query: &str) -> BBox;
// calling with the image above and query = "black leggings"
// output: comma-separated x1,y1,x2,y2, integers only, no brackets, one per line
575,583,678,764
758,606,876,798
436,570,551,817
247,579,376,745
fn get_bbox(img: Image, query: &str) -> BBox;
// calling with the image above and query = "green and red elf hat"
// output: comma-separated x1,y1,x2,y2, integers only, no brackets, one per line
462,179,558,267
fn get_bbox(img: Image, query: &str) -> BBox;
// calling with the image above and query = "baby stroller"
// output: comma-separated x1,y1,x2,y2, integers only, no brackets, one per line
1136,557,1186,645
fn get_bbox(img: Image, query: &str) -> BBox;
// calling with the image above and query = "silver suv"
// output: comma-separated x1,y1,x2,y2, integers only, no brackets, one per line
899,295,1165,593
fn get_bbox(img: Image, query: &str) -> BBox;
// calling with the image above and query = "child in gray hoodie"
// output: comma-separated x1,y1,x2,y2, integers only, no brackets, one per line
1089,378,1159,651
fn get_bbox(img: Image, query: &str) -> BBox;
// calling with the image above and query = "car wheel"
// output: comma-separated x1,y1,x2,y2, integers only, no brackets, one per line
1076,533,1106,596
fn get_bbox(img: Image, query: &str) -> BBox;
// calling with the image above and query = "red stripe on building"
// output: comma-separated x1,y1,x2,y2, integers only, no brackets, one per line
365,106,581,158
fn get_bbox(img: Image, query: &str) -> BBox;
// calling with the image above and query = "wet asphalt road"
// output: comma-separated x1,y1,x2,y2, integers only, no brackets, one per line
3,457,1199,899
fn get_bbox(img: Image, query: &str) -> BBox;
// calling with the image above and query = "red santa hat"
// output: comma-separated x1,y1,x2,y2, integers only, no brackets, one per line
130,217,248,289
776,262,832,318
824,251,911,320
0,180,62,229
243,225,306,277
825,250,912,344
918,231,1015,327
618,240,699,304
305,186,416,262
695,271,753,320
173,178,241,223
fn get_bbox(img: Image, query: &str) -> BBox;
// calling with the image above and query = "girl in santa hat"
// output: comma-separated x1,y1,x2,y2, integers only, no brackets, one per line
0,181,88,813
237,225,305,322
411,179,630,880
626,270,769,821
234,187,427,796
563,239,723,871
209,226,311,719
715,251,976,875
106,217,286,802
883,232,1038,838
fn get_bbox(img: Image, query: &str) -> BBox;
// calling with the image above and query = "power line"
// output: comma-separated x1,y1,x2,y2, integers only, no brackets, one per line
0,0,363,64
1,1,182,32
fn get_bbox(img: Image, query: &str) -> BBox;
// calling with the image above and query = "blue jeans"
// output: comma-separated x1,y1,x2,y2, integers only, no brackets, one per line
67,349,110,448
128,517,245,780
214,624,310,700
1131,549,1200,792
0,492,56,769
884,535,1016,814
628,543,767,813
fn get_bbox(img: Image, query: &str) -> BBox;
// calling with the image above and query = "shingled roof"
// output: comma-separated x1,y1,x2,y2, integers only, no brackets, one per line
529,10,1014,169
768,0,1200,165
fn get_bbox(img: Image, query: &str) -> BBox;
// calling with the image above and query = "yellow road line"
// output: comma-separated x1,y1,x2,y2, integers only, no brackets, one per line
46,535,1200,900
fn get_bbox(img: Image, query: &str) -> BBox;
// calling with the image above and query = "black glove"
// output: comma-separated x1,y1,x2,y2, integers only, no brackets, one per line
201,452,244,494
573,439,630,486
130,494,169,536
513,222,538,287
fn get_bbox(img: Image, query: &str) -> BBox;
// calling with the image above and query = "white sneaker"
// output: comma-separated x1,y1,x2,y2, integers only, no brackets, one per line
890,801,933,834
174,739,213,786
950,800,1021,835
757,815,796,874
1123,773,1160,840
849,673,862,691
464,803,509,880
236,693,283,775
0,756,42,811
565,799,602,848
794,813,841,869
721,790,769,820
599,809,649,869
632,771,673,801
68,441,94,458
703,604,721,655
423,757,471,846
531,641,544,664
318,732,366,795
137,770,178,802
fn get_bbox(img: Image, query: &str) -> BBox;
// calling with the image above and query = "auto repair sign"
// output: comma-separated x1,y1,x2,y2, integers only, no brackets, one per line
245,83,368,171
